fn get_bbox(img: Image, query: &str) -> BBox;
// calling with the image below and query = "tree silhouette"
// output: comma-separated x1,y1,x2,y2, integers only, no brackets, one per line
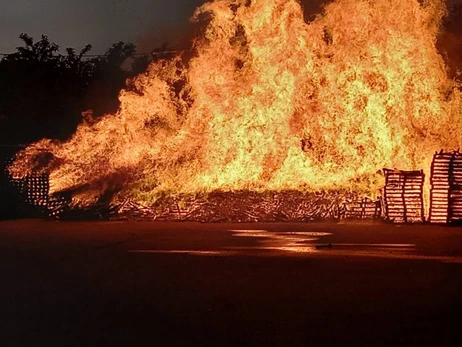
0,34,178,218
5,34,60,63
0,34,138,144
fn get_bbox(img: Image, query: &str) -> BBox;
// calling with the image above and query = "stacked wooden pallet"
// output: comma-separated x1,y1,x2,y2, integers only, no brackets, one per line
9,173,50,215
429,152,451,223
452,152,462,223
383,169,425,223
24,174,49,208
3,154,69,218
430,151,462,224
344,197,382,219
48,195,72,219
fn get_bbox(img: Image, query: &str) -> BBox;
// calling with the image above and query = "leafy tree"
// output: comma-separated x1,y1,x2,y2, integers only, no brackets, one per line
5,33,60,63
0,34,138,144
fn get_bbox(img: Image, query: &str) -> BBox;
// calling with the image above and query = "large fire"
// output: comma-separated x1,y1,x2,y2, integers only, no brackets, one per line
9,0,462,206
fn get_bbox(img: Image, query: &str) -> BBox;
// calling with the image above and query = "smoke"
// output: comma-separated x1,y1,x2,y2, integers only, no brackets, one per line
134,0,330,54
438,3,462,80
134,24,198,54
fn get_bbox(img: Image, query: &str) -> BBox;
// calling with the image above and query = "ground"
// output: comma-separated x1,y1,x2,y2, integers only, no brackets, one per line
0,219,461,346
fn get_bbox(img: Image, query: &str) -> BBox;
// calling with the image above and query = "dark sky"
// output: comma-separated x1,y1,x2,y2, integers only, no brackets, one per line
0,0,459,54
0,0,206,54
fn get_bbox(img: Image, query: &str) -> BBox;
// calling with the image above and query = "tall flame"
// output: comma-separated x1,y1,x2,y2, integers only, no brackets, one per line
9,0,462,205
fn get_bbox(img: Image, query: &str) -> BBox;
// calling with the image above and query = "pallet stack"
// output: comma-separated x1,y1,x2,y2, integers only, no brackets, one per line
9,173,50,215
24,174,49,210
429,152,451,223
383,169,425,223
452,152,462,223
48,195,72,219
344,198,382,219
429,151,462,224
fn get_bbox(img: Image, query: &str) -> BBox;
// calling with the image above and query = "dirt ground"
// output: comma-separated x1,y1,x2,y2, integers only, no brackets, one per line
0,219,461,346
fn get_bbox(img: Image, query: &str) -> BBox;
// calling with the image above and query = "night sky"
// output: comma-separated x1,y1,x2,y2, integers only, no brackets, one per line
0,0,460,54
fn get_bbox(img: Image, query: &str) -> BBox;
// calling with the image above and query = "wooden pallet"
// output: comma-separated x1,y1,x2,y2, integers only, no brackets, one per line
343,197,382,219
383,169,425,223
429,150,462,224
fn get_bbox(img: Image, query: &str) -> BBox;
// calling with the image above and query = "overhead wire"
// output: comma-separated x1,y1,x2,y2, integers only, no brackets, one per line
0,51,182,57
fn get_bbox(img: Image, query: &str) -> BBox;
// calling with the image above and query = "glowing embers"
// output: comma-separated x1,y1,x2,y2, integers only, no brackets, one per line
429,151,462,224
383,169,425,223
7,172,50,215
115,191,354,222
7,172,72,219
2,152,48,210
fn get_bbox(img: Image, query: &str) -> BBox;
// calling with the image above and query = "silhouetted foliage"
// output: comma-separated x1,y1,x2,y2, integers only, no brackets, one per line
0,35,174,218
0,34,139,144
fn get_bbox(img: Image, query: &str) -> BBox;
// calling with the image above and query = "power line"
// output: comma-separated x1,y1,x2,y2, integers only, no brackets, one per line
0,51,182,58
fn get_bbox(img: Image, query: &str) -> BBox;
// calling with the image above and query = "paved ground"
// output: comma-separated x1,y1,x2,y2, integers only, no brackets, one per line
0,219,461,346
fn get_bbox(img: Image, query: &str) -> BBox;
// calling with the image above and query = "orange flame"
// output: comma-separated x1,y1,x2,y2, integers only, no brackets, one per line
9,0,462,206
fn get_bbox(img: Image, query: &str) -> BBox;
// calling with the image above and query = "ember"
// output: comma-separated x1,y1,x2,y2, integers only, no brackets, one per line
116,191,381,222
6,0,462,219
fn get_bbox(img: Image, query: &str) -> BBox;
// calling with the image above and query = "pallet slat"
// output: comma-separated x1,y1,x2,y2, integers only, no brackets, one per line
383,168,424,223
429,150,462,224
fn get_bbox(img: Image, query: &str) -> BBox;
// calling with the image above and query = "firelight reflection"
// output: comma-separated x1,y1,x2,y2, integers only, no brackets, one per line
128,229,457,261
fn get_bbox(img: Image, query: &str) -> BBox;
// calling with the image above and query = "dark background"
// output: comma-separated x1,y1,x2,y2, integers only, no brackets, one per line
2,1,459,54
0,0,331,54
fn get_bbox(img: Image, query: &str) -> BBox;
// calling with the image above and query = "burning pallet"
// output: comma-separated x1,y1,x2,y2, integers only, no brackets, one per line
2,152,382,223
0,149,402,224
9,174,50,214
429,151,462,224
2,154,70,218
343,197,382,220
1,148,52,217
383,169,425,223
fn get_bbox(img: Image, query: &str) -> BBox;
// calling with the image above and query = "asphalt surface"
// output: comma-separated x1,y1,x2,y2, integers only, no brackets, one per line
0,220,461,346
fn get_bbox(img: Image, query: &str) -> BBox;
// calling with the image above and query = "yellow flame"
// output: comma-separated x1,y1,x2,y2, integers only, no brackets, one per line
9,0,462,205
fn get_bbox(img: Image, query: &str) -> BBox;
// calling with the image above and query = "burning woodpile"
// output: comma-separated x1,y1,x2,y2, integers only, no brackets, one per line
3,149,384,222
7,147,462,225
4,141,462,225
4,1,462,223
2,168,382,222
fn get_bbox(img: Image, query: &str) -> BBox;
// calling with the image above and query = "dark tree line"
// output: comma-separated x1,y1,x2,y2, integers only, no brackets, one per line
0,34,152,144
